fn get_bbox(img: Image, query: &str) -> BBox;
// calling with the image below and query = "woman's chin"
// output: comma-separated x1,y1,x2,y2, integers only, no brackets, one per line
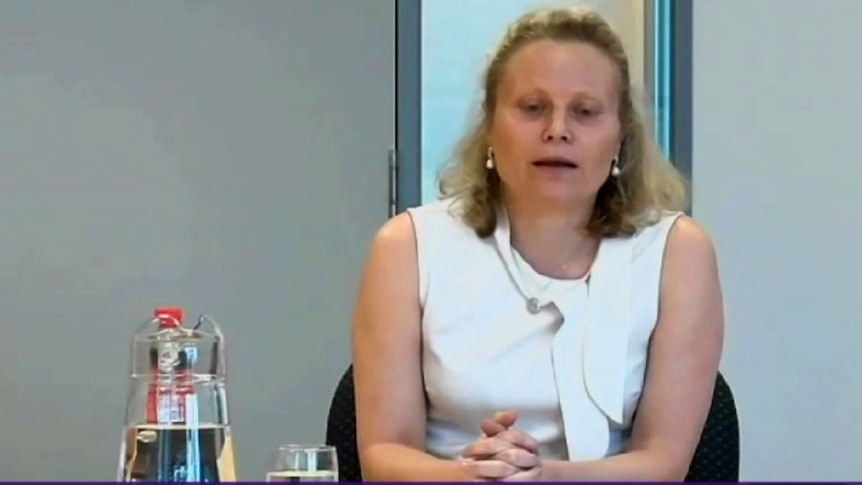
502,180,594,209
532,186,588,206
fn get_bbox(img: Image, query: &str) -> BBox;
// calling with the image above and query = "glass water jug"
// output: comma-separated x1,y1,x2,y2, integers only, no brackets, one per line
117,307,237,482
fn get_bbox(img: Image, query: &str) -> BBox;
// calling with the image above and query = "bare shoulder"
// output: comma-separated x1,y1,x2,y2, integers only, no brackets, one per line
659,214,724,334
355,211,419,319
372,211,417,253
667,215,716,253
664,215,719,274
353,211,421,342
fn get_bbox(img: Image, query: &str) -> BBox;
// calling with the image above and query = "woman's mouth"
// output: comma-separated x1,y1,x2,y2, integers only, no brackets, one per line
531,157,579,169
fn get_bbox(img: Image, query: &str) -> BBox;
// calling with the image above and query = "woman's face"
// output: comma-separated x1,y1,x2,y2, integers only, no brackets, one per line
487,39,623,209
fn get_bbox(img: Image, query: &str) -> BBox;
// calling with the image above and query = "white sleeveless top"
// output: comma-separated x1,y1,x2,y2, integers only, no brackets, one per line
406,198,682,461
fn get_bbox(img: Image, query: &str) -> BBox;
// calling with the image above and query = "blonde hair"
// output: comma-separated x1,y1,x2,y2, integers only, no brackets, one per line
437,6,688,238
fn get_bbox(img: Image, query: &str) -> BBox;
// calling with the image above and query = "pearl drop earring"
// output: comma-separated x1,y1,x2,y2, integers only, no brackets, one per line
485,148,495,170
610,158,621,177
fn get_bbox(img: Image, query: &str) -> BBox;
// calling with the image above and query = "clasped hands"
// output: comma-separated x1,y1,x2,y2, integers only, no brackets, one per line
458,410,542,482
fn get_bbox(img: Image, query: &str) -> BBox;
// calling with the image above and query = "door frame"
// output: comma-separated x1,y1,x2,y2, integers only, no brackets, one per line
395,0,422,213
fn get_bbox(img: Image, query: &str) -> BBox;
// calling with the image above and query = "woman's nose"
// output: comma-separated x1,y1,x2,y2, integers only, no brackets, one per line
542,124,572,143
542,111,573,143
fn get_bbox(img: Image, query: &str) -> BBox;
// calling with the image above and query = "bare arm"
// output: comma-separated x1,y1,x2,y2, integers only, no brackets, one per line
352,213,470,482
540,216,726,481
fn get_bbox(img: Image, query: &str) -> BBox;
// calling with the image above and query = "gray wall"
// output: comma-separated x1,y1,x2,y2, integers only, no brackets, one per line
692,0,862,480
0,0,396,480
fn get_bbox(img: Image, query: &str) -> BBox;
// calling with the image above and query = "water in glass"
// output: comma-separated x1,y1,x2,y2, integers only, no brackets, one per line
266,445,338,482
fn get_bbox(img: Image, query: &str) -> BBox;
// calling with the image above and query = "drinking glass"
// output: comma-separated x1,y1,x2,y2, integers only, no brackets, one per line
265,444,338,482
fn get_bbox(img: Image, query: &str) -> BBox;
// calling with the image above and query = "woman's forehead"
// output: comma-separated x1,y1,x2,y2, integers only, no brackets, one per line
498,40,619,102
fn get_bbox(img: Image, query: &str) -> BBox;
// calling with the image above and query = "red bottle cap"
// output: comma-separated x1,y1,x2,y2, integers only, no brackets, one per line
153,307,184,328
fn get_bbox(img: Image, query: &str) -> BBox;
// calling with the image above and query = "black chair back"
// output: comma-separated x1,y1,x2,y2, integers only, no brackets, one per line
325,365,739,482
325,365,362,482
684,372,740,482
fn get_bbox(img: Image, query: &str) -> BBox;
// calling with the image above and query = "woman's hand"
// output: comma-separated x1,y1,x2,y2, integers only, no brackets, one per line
459,411,543,481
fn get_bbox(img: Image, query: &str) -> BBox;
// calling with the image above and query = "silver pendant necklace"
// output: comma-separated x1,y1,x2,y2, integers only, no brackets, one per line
524,259,573,314
514,239,592,315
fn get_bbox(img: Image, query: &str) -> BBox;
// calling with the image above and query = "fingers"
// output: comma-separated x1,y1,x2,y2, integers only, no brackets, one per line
460,458,521,480
461,448,541,481
500,467,542,482
472,428,539,458
462,436,515,459
493,410,518,428
494,429,539,454
493,447,541,469
463,412,541,482
480,410,519,437
462,433,539,461
480,418,507,437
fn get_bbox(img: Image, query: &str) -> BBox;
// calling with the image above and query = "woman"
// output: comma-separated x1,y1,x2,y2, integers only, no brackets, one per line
351,6,724,482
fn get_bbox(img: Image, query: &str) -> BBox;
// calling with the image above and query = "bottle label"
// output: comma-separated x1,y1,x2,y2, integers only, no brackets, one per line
146,344,195,424
147,386,191,423
159,392,187,423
